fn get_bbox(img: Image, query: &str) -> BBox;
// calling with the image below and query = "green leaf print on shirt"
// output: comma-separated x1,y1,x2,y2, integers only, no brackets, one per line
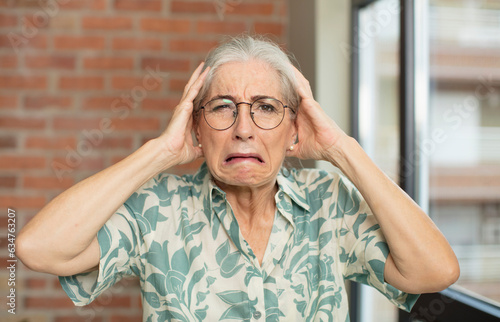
216,240,245,278
217,290,258,321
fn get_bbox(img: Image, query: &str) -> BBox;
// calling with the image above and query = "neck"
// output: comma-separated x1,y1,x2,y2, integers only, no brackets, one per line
215,180,278,226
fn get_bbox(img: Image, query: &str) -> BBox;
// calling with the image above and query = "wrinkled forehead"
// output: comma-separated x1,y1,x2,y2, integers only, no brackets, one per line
206,61,283,102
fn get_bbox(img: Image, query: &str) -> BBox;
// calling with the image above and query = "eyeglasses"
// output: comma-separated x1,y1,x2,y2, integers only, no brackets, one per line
200,97,294,131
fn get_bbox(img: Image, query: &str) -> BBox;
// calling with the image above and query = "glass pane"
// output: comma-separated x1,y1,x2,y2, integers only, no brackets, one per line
428,0,500,305
357,0,400,320
358,0,401,183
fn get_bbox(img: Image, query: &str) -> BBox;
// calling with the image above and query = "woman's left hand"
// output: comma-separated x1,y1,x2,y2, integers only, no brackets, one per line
287,67,350,165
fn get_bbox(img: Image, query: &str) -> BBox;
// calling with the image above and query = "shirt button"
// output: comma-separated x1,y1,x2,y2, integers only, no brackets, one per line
253,311,262,319
278,192,284,199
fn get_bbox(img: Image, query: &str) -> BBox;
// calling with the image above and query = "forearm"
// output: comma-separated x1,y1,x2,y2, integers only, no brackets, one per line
17,138,175,271
328,136,459,292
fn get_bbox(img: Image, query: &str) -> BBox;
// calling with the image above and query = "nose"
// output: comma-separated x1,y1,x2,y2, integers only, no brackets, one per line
232,103,254,141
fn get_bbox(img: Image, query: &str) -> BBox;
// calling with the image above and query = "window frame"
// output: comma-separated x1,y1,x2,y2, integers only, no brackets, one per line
350,0,500,320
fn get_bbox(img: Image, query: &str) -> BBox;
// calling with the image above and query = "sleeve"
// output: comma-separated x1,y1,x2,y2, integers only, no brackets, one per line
58,193,146,306
336,176,420,312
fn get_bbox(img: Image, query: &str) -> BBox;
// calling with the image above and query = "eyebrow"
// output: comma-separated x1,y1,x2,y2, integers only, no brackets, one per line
208,94,277,102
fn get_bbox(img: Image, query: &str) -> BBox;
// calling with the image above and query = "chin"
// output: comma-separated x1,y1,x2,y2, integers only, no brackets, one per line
215,165,275,188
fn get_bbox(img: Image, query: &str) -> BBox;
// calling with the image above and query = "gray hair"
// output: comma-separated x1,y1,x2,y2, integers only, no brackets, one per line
193,35,300,118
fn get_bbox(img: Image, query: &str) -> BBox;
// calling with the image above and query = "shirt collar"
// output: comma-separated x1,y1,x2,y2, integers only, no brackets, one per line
276,168,311,212
195,162,311,221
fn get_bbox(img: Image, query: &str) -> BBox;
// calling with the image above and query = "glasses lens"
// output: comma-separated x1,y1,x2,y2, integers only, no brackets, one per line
204,98,237,130
251,98,285,129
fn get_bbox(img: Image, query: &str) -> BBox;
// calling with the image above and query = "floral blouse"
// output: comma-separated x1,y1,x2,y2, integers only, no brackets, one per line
59,163,419,321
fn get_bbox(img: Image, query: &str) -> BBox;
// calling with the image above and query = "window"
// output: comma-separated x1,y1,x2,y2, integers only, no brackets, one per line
355,0,401,321
426,0,500,306
351,0,500,320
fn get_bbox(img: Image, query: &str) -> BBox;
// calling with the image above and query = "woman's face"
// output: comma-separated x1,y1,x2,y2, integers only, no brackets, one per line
196,60,297,190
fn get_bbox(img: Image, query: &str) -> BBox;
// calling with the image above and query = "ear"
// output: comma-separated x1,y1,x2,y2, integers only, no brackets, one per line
289,119,298,146
194,121,201,144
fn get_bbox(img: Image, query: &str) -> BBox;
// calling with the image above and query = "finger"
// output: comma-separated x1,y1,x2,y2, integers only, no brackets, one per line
292,66,314,98
183,65,211,103
168,66,211,133
182,62,205,97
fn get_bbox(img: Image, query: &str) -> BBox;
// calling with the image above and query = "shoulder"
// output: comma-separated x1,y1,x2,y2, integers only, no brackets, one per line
283,166,361,209
122,171,202,210
287,166,351,191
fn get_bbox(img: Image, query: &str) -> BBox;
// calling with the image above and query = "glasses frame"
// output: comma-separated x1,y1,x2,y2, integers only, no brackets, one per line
200,97,295,131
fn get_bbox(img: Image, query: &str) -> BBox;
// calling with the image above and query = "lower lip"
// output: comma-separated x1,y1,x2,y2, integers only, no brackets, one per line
224,157,263,165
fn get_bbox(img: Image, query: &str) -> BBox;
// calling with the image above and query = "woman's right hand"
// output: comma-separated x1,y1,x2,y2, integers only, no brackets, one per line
157,62,210,167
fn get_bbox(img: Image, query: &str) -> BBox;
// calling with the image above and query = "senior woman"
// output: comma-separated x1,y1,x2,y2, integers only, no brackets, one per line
17,35,459,321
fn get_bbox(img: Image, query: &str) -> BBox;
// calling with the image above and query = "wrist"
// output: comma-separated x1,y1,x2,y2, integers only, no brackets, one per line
141,138,179,173
325,136,365,179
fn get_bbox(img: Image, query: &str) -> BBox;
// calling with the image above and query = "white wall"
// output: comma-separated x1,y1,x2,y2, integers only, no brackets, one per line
315,0,352,171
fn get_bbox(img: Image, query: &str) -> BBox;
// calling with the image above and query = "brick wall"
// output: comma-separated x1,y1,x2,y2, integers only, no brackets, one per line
0,0,288,321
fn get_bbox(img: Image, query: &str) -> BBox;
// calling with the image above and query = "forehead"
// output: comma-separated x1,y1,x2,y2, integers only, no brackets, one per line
207,60,281,100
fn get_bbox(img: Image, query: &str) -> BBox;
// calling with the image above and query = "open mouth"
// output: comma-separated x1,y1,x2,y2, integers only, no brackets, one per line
224,153,264,164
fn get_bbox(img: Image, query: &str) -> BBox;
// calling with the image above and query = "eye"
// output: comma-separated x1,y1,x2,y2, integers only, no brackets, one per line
210,99,234,112
255,100,278,113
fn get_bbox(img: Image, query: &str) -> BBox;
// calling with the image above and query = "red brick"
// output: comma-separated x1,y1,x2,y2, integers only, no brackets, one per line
23,14,50,30
1,0,39,8
26,296,75,309
89,295,132,308
0,33,46,49
227,3,275,15
169,78,188,92
24,176,74,189
25,55,76,69
59,76,104,90
53,117,102,130
0,54,17,68
141,57,190,72
0,14,17,27
111,117,160,131
0,116,46,130
83,96,119,109
140,18,190,33
88,137,133,149
0,136,17,148
110,315,142,322
170,0,215,13
54,35,105,50
0,75,47,89
142,98,179,110
82,16,133,30
0,32,47,50
58,0,106,10
111,76,146,90
196,20,247,34
0,155,45,169
110,75,164,91
0,195,46,209
0,95,17,109
169,39,218,53
55,316,104,322
25,95,73,109
173,158,204,174
254,22,285,36
83,56,134,70
0,176,16,188
25,136,77,150
26,278,47,289
114,0,162,11
171,1,274,16
112,37,162,51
